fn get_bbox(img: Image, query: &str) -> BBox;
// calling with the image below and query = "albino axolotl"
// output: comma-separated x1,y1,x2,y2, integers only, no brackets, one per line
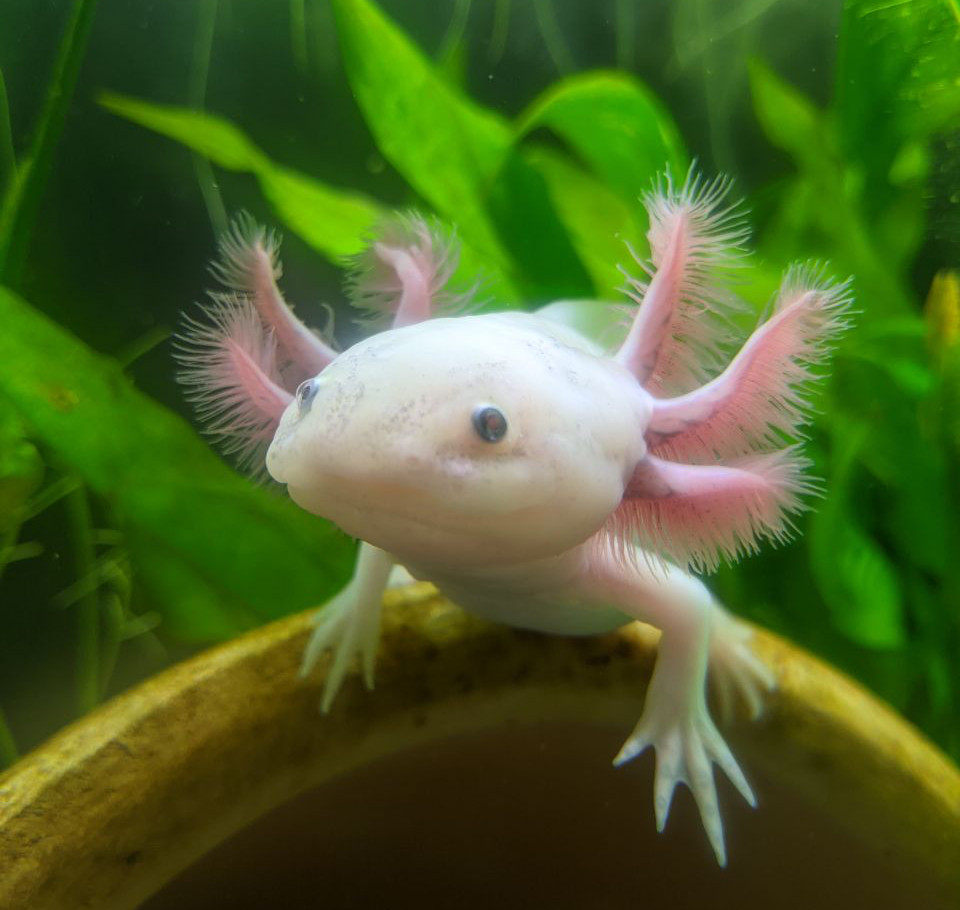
177,171,850,865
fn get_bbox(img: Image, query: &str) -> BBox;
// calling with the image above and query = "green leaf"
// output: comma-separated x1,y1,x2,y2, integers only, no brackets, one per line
0,406,43,534
101,92,382,260
748,59,833,178
101,94,266,170
521,144,644,298
125,525,250,641
843,319,937,399
330,0,509,261
517,71,688,203
0,68,15,202
100,90,538,302
534,298,627,350
0,0,99,286
0,285,353,640
748,63,911,315
924,270,960,364
808,427,906,649
829,330,951,580
831,523,906,649
328,0,593,300
257,165,383,260
837,0,960,185
484,146,596,300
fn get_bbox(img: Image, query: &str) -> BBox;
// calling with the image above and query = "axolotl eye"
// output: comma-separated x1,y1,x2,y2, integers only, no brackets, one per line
296,379,319,416
472,405,508,443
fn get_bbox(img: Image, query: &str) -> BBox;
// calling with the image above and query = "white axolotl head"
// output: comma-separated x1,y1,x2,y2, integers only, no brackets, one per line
180,201,845,577
266,312,650,566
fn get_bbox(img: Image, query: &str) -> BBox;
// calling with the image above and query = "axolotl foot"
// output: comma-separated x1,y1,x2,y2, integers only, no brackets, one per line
613,609,776,866
613,680,756,867
709,611,777,725
299,544,394,713
589,556,775,867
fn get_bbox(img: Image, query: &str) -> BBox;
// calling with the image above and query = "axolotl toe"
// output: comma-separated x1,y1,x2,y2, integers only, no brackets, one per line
177,172,851,866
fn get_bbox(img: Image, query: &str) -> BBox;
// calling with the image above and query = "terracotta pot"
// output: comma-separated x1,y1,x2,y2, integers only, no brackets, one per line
1,584,958,909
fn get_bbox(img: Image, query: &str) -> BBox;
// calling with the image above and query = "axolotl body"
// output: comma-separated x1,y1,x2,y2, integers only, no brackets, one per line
178,172,850,865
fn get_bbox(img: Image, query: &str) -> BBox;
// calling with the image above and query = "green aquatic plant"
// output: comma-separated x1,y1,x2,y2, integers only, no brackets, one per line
0,0,101,761
0,0,957,765
737,0,960,755
0,0,99,287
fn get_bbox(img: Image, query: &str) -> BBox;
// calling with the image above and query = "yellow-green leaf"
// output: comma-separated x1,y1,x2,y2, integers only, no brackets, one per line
328,0,593,300
101,92,381,260
517,71,687,203
0,285,353,640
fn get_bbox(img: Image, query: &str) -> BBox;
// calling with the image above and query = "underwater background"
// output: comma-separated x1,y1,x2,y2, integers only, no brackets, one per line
0,0,958,774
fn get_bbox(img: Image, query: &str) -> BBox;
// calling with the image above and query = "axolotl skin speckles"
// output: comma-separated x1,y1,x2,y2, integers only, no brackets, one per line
177,176,851,866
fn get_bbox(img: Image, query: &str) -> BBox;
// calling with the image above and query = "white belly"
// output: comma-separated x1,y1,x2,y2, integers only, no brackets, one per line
401,547,631,636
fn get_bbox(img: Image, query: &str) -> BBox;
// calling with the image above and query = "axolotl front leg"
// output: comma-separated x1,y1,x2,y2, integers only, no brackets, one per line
299,543,395,712
582,548,773,865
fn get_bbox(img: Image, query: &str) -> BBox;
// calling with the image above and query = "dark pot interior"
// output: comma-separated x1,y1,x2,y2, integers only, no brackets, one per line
143,722,948,910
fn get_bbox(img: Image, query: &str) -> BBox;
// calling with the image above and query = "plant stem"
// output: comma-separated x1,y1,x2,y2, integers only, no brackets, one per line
0,704,18,767
66,484,99,715
0,68,16,201
0,526,18,586
615,0,635,71
21,474,80,522
97,589,124,701
0,0,99,286
290,0,309,76
693,0,733,172
532,0,573,75
488,0,510,65
114,324,170,370
437,0,471,65
190,0,228,238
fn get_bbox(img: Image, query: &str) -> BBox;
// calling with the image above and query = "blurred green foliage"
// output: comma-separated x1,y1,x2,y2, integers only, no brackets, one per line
0,0,957,763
